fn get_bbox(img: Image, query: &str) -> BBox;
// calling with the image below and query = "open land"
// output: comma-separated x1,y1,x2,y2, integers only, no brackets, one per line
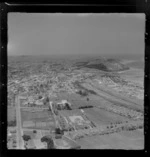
7,55,144,149
76,129,144,149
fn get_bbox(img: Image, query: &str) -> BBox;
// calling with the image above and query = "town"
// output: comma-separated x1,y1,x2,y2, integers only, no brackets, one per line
7,56,144,149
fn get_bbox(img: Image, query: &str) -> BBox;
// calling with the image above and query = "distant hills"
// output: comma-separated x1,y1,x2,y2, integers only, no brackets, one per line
75,58,130,72
8,55,144,72
125,60,144,69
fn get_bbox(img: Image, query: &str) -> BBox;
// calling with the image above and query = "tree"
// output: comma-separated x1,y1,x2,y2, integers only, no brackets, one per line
47,139,55,149
57,104,61,110
55,110,59,115
110,125,113,128
38,95,42,99
41,136,55,149
33,130,37,134
45,97,49,103
55,128,61,134
65,103,71,110
41,136,49,143
80,90,88,96
22,134,31,141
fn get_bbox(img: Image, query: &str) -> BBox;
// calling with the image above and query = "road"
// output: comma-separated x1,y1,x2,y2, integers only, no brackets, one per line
49,101,61,130
15,96,24,149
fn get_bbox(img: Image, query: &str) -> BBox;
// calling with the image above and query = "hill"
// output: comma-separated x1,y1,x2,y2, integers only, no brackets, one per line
75,58,130,72
126,60,144,69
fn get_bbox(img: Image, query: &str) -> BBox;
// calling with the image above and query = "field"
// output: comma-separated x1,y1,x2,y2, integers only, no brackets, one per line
55,136,80,149
21,109,55,130
23,130,37,139
21,110,50,121
59,109,92,129
84,107,130,126
52,92,94,109
76,129,144,149
59,109,84,117
23,129,53,139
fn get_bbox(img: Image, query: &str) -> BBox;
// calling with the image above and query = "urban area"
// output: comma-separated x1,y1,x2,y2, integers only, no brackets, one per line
7,55,144,149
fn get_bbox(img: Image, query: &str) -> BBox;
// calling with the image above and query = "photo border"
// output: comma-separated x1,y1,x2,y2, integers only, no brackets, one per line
0,1,149,156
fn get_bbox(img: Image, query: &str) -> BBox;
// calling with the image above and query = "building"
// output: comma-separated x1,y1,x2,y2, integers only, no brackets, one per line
57,100,72,110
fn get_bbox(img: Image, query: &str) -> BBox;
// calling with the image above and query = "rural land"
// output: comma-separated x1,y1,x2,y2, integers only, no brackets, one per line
7,55,144,149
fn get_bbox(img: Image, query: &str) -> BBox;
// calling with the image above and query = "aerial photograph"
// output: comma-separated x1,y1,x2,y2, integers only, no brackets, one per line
7,13,145,149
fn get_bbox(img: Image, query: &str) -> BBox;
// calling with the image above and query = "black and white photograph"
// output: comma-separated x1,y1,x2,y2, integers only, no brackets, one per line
7,13,145,149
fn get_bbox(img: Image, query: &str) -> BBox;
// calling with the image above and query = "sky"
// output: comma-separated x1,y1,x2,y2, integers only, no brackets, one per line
8,13,145,58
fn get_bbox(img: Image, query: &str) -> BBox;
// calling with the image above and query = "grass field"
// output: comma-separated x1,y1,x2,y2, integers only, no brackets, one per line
76,129,144,149
20,109,55,129
21,110,49,121
52,92,94,109
84,107,130,126
59,109,84,117
54,92,114,110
